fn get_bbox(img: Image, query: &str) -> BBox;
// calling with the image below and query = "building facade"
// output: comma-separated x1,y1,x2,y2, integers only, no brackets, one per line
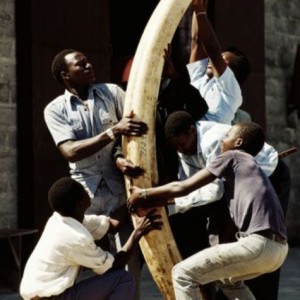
0,0,299,259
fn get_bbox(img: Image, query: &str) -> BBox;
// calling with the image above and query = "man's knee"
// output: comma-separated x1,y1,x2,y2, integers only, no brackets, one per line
172,263,195,286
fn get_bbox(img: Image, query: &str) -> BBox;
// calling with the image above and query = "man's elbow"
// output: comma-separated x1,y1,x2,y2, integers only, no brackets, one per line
58,142,79,162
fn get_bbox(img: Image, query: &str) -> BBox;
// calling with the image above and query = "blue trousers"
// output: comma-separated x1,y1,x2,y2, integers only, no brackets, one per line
46,269,135,300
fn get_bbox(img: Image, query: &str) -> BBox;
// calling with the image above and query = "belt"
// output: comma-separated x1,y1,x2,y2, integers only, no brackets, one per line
255,229,287,245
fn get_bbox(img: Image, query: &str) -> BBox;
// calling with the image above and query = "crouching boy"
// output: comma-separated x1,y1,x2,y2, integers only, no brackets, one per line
128,121,288,300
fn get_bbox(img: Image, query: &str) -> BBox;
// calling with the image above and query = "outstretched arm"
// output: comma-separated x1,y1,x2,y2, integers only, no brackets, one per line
128,168,216,209
190,0,227,78
112,209,162,269
189,0,208,63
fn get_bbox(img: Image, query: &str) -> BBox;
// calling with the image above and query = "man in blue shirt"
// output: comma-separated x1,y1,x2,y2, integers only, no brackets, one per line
44,49,148,299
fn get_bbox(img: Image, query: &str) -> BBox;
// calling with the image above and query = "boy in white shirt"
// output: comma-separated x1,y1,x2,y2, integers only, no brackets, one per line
20,177,161,300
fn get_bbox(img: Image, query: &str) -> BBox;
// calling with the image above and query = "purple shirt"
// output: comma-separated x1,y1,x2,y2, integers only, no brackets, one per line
207,150,287,238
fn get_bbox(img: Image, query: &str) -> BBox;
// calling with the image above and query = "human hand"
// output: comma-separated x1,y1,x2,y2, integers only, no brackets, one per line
116,110,148,136
108,205,130,234
116,157,145,178
127,186,144,212
133,209,162,236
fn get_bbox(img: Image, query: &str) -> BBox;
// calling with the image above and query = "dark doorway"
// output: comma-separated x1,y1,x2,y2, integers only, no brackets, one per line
16,0,112,233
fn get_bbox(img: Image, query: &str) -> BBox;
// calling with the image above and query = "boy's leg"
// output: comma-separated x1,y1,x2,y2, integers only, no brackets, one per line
216,281,255,300
52,269,135,300
169,206,215,299
172,234,287,300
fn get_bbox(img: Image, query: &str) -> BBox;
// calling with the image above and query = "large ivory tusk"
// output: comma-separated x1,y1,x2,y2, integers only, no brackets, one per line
122,0,192,299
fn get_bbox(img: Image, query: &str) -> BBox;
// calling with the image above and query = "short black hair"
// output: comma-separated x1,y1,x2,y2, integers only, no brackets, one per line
51,49,77,85
164,111,195,140
226,46,251,85
48,177,86,216
235,121,265,156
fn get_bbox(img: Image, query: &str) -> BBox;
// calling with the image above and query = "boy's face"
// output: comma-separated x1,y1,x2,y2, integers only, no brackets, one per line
221,125,242,153
206,51,237,78
170,126,197,155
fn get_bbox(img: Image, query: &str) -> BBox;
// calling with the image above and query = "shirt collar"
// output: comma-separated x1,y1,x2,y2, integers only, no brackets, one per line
64,85,97,102
53,211,82,226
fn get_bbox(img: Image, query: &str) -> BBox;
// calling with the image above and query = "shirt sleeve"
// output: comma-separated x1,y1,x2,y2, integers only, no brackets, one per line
83,215,110,240
254,142,278,177
175,153,224,214
170,178,224,214
206,151,233,178
44,101,76,146
187,59,209,87
69,242,114,275
202,67,242,124
113,85,126,120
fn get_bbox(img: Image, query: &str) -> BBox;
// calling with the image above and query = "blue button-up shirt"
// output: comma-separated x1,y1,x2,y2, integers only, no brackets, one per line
44,83,126,197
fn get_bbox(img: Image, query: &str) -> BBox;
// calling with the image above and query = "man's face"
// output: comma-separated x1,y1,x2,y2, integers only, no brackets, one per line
169,126,197,155
206,51,237,78
63,52,96,87
221,125,242,153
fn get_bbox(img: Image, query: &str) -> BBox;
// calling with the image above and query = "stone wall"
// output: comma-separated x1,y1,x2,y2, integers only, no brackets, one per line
265,0,300,242
0,0,17,229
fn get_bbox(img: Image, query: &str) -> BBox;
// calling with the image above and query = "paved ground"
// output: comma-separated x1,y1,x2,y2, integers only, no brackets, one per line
1,247,299,300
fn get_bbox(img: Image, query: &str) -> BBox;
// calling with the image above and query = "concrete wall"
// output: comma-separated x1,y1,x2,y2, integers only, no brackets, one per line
265,0,300,241
0,0,17,229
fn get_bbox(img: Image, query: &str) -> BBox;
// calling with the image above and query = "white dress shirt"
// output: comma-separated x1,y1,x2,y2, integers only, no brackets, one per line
20,212,114,300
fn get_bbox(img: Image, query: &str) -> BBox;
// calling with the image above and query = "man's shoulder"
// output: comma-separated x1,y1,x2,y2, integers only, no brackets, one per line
226,150,256,165
48,213,93,246
211,150,247,166
93,82,122,93
44,94,67,113
92,83,125,102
